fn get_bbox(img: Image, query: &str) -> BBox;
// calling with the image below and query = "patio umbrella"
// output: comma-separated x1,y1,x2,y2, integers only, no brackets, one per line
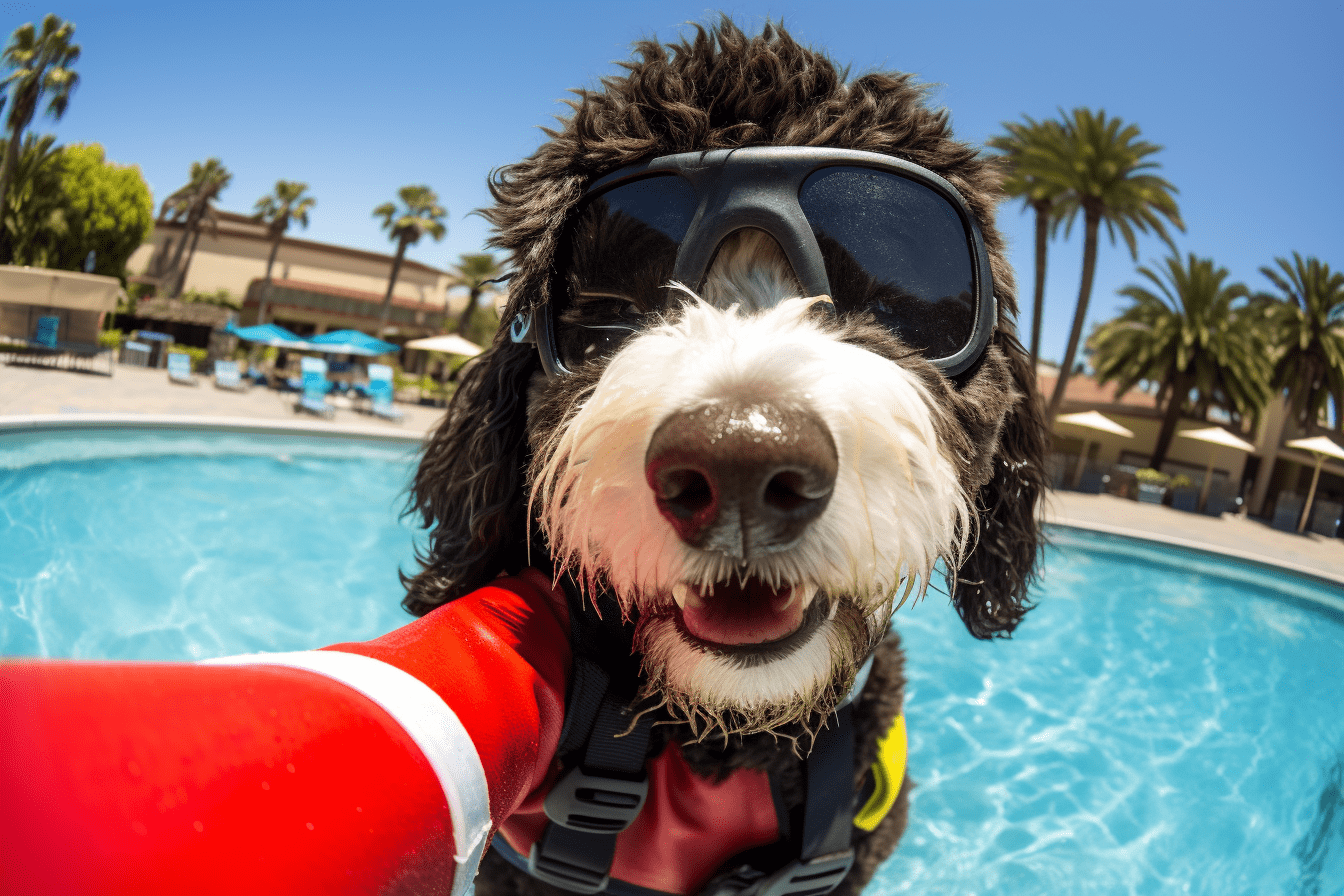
1284,435,1344,533
1056,411,1135,488
403,333,484,357
227,322,316,349
1177,426,1257,512
307,329,399,356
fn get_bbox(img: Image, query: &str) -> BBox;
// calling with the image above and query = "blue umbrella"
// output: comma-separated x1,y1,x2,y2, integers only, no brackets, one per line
306,329,399,357
227,322,316,349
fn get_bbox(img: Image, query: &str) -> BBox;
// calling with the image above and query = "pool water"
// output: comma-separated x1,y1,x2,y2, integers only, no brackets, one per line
2,426,1343,895
0,428,419,658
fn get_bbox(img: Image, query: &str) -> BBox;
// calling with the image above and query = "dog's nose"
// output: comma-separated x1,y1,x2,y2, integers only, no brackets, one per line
645,400,837,557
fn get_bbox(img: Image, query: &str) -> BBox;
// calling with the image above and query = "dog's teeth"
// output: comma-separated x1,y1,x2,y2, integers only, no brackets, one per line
672,583,703,610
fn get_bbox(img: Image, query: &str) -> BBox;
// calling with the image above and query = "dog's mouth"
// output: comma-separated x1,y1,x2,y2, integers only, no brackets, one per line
669,578,819,647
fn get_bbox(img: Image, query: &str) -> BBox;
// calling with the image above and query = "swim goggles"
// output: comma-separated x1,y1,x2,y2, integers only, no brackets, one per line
510,146,997,378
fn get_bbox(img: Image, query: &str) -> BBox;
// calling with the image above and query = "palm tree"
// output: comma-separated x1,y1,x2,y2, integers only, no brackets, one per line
252,180,315,324
1253,254,1344,434
1090,253,1270,468
988,116,1069,372
0,132,65,265
448,252,507,337
159,158,231,297
373,185,447,336
0,15,79,219
1035,109,1184,423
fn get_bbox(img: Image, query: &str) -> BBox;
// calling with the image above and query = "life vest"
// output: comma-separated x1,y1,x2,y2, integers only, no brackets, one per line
489,585,908,896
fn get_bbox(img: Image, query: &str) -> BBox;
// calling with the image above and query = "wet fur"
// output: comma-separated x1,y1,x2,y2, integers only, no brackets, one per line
402,18,1048,896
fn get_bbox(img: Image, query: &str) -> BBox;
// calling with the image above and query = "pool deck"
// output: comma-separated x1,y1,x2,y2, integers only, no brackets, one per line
5,360,1342,586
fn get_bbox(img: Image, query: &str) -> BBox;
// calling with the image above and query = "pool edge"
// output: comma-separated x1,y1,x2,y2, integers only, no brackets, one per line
1047,519,1344,592
0,413,425,445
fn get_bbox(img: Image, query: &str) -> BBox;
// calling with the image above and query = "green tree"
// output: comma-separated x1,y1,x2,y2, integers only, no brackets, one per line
159,158,231,297
252,180,315,324
1036,109,1184,423
1090,253,1270,468
373,185,446,336
47,143,153,277
988,116,1069,372
0,132,65,265
0,15,79,222
1253,254,1344,434
448,252,506,337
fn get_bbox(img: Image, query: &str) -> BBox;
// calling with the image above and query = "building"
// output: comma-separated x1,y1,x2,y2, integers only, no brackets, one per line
126,211,464,339
1044,366,1344,530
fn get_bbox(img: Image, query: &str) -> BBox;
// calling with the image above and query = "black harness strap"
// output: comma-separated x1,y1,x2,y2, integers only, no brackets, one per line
696,705,856,896
527,616,655,894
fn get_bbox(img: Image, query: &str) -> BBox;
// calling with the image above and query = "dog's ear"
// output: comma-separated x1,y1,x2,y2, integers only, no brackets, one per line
949,332,1049,638
400,339,538,616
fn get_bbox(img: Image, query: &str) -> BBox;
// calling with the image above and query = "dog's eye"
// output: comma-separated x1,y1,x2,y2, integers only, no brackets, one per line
573,293,647,325
566,323,640,364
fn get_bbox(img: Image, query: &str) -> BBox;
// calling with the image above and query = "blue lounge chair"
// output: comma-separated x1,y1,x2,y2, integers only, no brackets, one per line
213,359,247,391
167,352,198,386
295,356,335,418
33,315,60,349
366,363,404,423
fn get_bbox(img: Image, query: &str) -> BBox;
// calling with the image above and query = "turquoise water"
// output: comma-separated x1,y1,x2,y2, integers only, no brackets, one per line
2,426,1343,894
0,427,420,658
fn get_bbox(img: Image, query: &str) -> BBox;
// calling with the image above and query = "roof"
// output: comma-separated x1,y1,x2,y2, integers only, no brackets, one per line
1036,371,1162,414
154,210,450,278
131,298,236,326
256,277,442,311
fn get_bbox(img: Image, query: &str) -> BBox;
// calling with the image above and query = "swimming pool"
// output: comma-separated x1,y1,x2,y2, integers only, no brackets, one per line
3,421,1343,894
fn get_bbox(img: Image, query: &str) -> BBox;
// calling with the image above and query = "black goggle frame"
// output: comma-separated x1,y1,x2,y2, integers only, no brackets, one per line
510,146,998,378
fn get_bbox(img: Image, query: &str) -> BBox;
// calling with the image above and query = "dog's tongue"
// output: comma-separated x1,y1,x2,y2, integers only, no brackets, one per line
681,580,805,645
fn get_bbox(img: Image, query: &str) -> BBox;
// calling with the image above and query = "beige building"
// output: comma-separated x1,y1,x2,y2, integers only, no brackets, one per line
1044,367,1344,528
127,211,464,338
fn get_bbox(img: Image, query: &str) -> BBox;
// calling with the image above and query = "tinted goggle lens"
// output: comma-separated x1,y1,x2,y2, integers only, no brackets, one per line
799,167,976,360
556,174,697,369
556,166,980,369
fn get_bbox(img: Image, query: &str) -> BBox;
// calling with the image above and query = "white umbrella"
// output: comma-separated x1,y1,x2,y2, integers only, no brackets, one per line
404,334,484,357
1178,426,1257,512
1056,411,1135,488
1284,436,1344,532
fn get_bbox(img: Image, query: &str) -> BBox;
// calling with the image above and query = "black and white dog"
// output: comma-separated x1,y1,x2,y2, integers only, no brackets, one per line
404,20,1047,896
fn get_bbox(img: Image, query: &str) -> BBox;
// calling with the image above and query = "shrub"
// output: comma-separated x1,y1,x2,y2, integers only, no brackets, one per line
98,329,123,350
1170,474,1194,490
1135,468,1170,486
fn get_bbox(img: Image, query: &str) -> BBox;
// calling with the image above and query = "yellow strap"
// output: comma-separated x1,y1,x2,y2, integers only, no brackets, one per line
852,714,906,832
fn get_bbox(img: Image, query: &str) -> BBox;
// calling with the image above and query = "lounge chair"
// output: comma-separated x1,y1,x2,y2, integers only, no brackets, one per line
167,352,198,386
295,356,336,418
213,359,248,391
366,363,404,423
33,315,59,349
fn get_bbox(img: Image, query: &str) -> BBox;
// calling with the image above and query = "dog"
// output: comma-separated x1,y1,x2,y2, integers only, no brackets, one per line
402,19,1047,896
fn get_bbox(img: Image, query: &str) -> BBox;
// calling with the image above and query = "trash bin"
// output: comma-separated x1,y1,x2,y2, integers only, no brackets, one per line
134,330,174,368
120,341,151,367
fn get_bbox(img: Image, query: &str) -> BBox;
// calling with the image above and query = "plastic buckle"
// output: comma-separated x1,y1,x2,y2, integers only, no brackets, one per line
755,850,854,896
527,825,614,894
544,766,649,833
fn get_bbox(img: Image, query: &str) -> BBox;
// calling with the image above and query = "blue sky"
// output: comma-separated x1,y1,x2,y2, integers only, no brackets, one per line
9,0,1343,364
